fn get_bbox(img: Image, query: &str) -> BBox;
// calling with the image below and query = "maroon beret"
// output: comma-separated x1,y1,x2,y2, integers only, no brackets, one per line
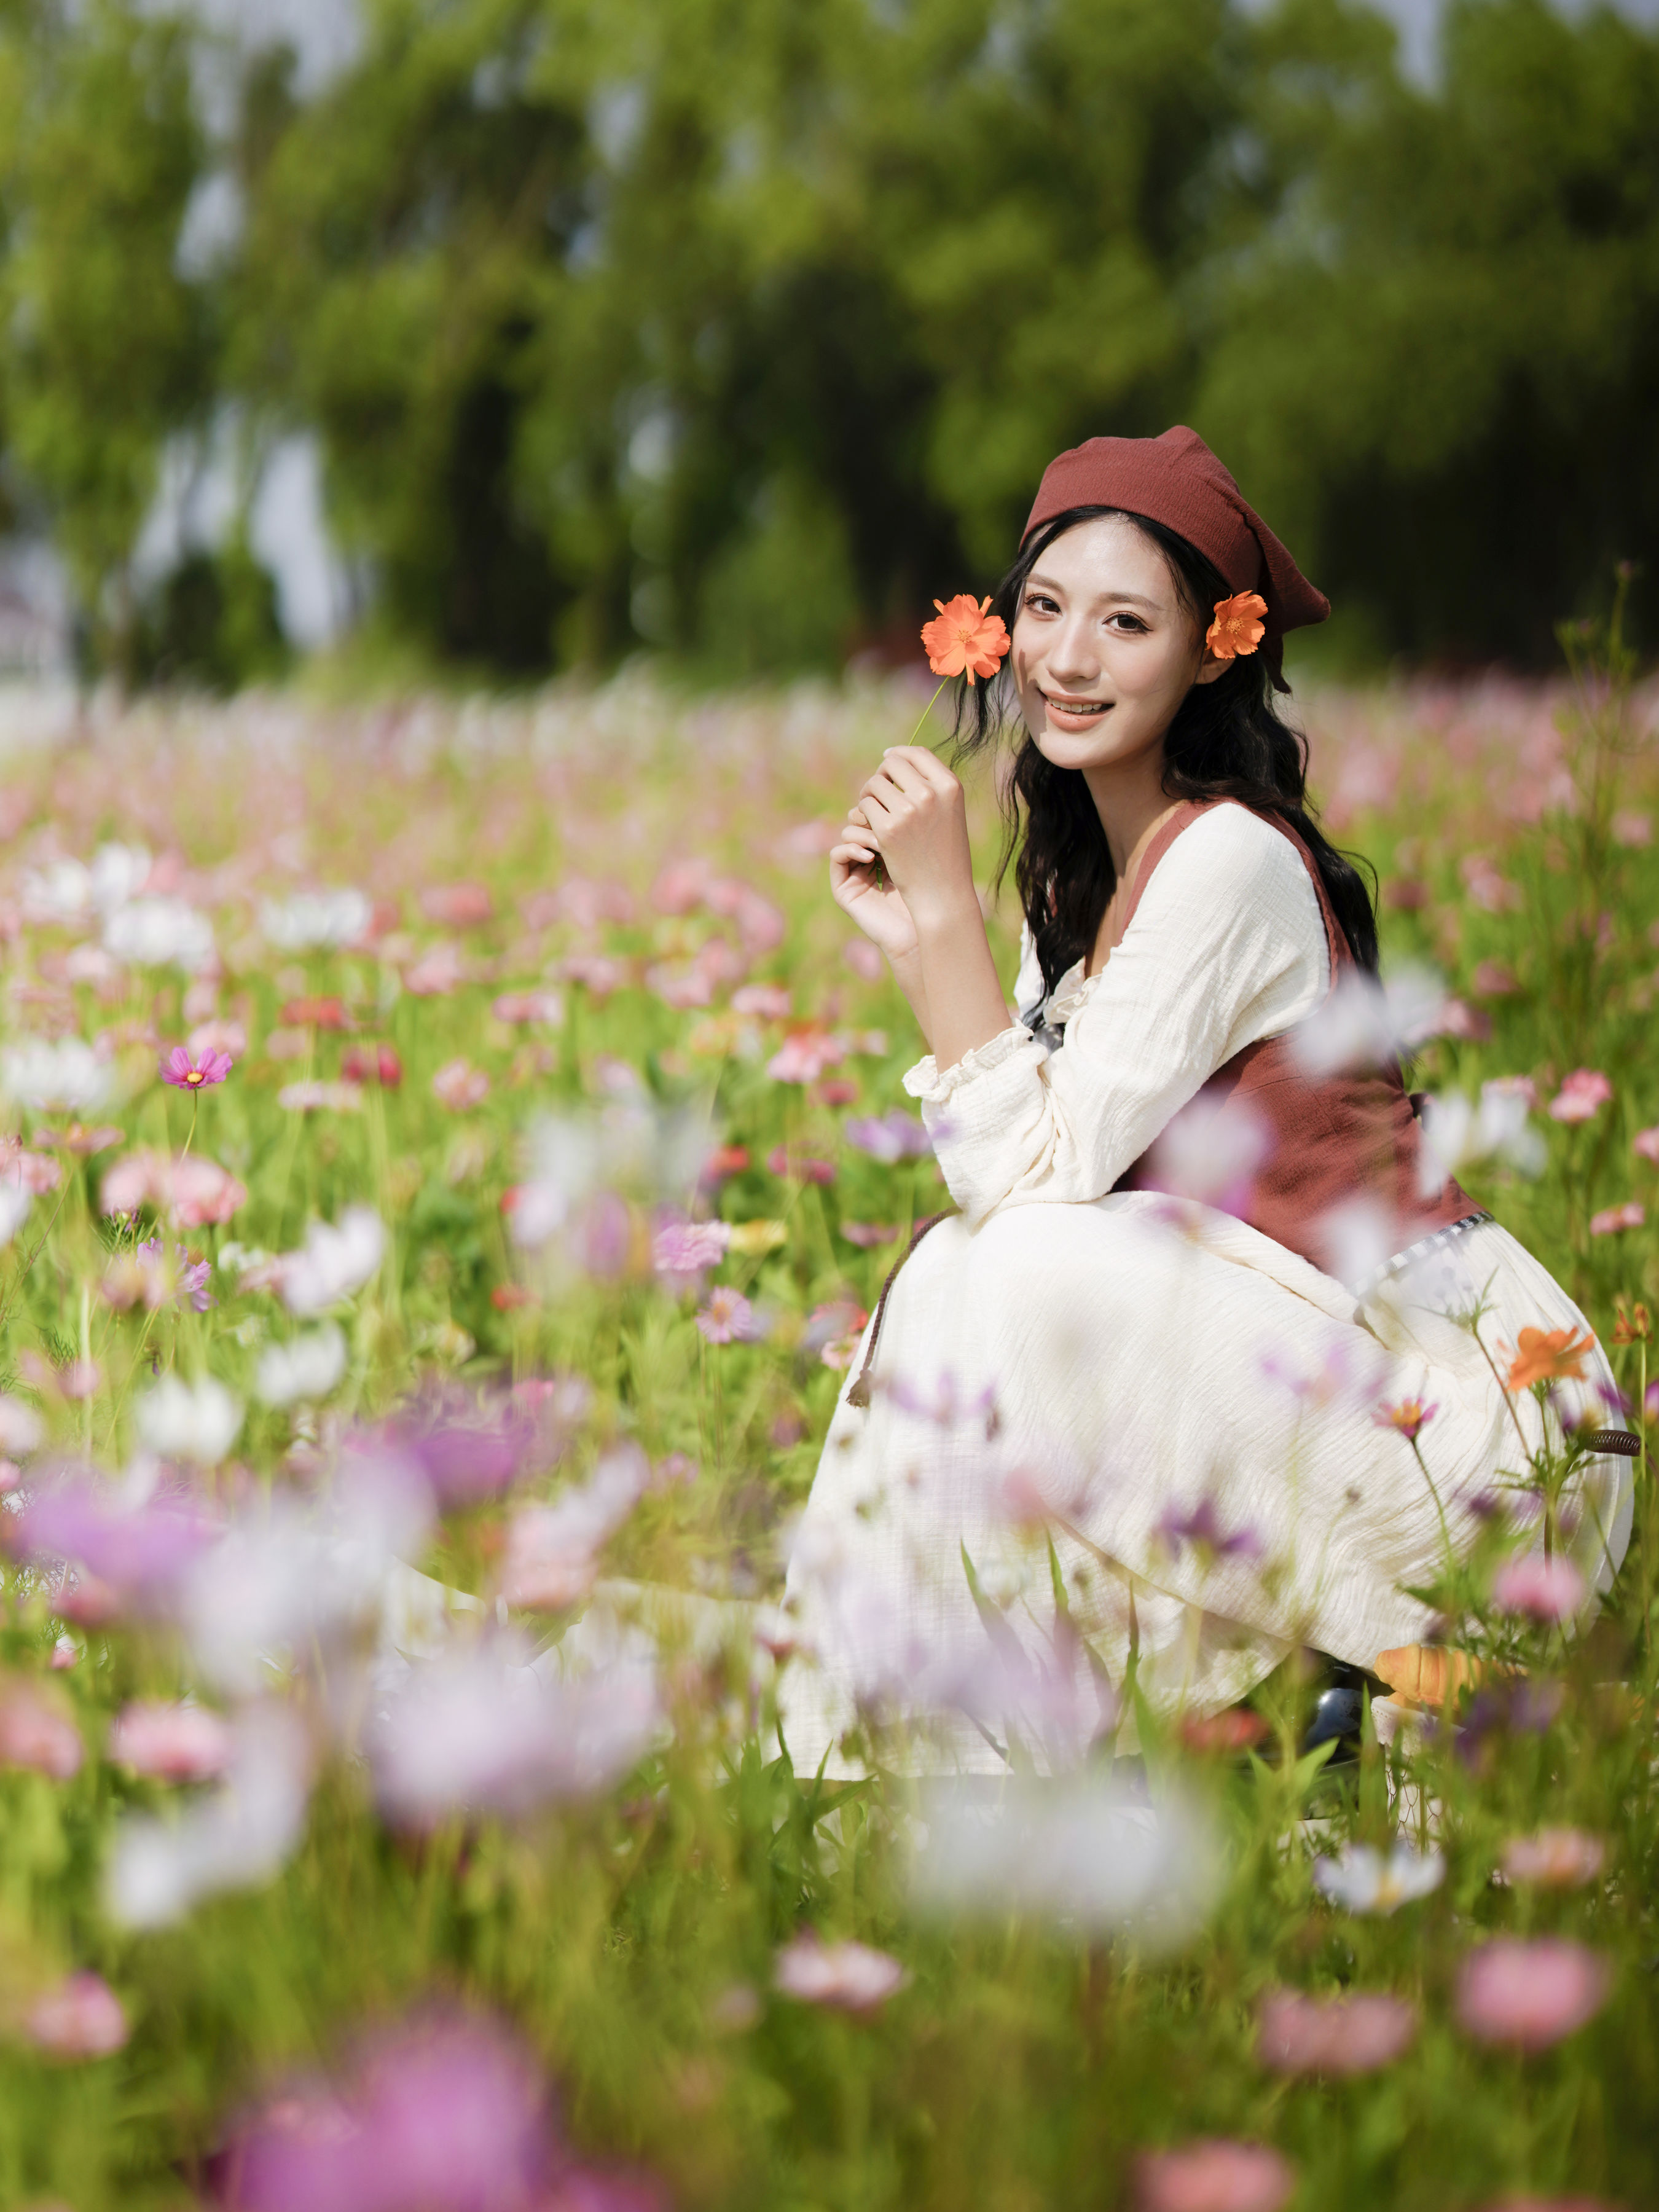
1022,426,1328,674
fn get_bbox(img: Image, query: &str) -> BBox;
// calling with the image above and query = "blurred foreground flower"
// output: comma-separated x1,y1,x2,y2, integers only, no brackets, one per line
104,895,214,972
368,1640,659,1826
280,1207,386,1315
101,1150,247,1227
2,1037,112,1113
1455,1939,1609,2051
1492,1553,1586,1621
1416,1082,1545,1195
218,2007,555,2212
1255,1988,1417,2076
25,1971,128,2061
0,1676,84,1778
1500,1827,1606,1888
7,1470,216,1618
773,1932,908,2013
106,1704,312,1929
912,1776,1217,1943
1312,1843,1443,1915
256,1326,348,1410
109,1699,236,1784
1290,963,1448,1077
1143,1089,1269,1214
844,1108,932,1163
136,1376,243,1465
1134,2139,1294,2212
697,1288,759,1344
498,1446,651,1610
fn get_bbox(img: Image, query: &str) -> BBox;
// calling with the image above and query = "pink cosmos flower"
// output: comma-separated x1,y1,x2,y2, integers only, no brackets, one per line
731,982,791,1021
0,1139,61,1195
1473,2198,1620,2211
342,1042,403,1087
108,1699,236,1784
159,1044,233,1091
1472,961,1519,997
1487,1073,1539,1112
187,1016,248,1059
1612,809,1652,846
843,938,885,982
766,1029,845,1084
432,1057,490,1111
404,943,467,996
841,1221,900,1247
0,1677,84,1778
773,1931,908,2012
1493,1553,1586,1621
277,1080,364,1113
696,1287,758,1344
1588,1201,1644,1235
1548,1070,1612,1123
844,1108,933,1163
1499,1827,1607,1888
25,1971,128,2060
498,1447,651,1611
492,990,564,1025
420,881,494,927
224,2009,555,2212
1634,1126,1659,1164
1134,2139,1295,2212
169,1155,248,1228
1455,1938,1609,2051
766,1146,836,1184
1256,1988,1418,2076
651,1216,730,1285
1374,1396,1438,1442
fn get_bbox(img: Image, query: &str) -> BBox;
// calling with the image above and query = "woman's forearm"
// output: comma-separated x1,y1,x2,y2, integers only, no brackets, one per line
912,897,1015,1073
886,944,932,1053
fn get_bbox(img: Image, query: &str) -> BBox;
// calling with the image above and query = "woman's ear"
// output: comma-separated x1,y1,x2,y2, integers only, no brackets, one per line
1193,649,1231,688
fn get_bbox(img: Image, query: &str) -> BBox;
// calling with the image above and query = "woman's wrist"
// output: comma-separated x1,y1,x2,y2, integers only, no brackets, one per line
909,887,985,943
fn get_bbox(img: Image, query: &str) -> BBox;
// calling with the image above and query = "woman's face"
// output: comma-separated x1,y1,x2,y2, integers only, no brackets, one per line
1010,513,1226,777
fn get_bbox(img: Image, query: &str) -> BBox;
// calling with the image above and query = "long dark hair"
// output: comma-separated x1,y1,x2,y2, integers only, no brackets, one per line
957,504,1378,997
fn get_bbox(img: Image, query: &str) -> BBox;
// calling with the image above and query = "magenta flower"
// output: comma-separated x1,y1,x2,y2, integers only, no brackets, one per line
1256,1988,1417,2077
696,1287,758,1344
159,1044,232,1091
1548,1069,1611,1124
1492,1553,1586,1622
108,1700,236,1784
1455,1938,1609,2051
0,1676,84,1778
1373,1395,1438,1442
844,1108,933,1163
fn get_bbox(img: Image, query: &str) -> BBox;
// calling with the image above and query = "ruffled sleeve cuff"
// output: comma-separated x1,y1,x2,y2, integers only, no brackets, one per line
901,1022,1038,1104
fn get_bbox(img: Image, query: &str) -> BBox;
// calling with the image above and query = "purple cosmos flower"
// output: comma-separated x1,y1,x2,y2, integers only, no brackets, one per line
159,1045,233,1091
844,1108,933,1164
6,1469,216,1614
1156,1494,1262,1562
696,1288,758,1344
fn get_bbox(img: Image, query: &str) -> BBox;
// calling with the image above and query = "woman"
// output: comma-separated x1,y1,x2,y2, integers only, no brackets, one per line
779,426,1631,1777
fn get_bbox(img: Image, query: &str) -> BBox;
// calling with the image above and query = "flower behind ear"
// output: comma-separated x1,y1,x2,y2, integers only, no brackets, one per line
1206,590,1268,659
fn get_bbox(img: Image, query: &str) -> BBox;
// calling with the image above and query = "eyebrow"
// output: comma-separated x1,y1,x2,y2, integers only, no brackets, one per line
1024,571,1163,611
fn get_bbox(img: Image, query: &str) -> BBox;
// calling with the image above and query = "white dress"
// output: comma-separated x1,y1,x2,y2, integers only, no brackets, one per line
780,808,1632,1776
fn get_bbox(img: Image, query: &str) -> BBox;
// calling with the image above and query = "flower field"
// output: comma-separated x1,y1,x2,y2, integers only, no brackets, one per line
0,643,1655,2212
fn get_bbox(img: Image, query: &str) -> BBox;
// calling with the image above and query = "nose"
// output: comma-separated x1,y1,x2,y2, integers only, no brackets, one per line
1040,611,1103,691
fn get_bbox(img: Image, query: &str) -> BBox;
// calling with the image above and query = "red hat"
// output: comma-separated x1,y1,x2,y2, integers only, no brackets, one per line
1022,426,1328,684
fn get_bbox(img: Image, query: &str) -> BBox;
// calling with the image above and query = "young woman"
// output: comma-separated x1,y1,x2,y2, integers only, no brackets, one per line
779,426,1632,1776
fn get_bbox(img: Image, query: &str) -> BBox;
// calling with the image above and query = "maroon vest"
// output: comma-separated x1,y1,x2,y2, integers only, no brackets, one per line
1109,800,1473,1270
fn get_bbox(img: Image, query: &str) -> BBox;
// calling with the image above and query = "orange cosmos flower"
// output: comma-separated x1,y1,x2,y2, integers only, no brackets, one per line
1612,1301,1651,1346
920,594,1010,683
1205,590,1268,659
1504,1324,1598,1392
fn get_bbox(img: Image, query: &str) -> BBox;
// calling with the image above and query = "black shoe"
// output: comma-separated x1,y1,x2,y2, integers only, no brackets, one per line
1299,1656,1389,1767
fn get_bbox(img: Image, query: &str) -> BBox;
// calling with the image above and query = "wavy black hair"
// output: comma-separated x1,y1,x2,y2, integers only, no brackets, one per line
957,504,1378,998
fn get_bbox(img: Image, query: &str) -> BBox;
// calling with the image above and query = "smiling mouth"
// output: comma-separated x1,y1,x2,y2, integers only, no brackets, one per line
1040,692,1112,718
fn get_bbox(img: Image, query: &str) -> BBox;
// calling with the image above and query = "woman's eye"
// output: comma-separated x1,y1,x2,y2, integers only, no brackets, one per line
1107,613,1148,633
1023,592,1058,616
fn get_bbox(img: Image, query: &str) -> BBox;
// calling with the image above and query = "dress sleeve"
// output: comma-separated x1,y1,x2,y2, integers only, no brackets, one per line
901,807,1330,1226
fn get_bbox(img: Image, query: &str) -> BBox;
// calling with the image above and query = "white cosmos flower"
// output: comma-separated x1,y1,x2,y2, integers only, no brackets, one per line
254,1325,348,1409
136,1377,243,1465
21,857,94,925
911,1775,1220,1945
279,1207,385,1316
1,1038,112,1113
1312,1842,1445,1915
1416,1082,1547,1199
0,1185,31,1247
259,889,372,951
1291,962,1449,1077
103,896,215,973
88,842,153,914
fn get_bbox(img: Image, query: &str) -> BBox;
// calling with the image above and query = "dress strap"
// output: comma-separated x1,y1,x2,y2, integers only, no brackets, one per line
846,1211,954,1408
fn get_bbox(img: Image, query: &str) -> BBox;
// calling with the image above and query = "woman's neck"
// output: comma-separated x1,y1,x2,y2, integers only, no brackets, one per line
1083,748,1179,884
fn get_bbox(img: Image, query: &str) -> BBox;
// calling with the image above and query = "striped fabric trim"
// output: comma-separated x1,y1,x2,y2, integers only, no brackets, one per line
1352,1210,1494,1302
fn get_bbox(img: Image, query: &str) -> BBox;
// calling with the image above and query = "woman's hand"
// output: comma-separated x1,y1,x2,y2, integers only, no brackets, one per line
830,801,921,963
851,747,978,931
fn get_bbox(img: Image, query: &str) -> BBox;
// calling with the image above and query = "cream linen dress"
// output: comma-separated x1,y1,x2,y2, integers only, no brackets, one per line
779,806,1633,1776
